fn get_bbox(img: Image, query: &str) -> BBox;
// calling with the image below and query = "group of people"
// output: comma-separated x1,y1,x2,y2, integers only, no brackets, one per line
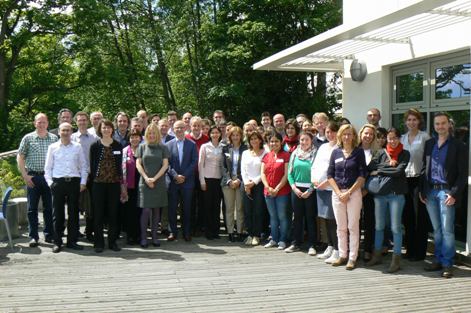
16,106,467,279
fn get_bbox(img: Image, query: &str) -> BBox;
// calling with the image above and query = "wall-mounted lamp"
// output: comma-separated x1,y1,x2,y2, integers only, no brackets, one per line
350,59,367,82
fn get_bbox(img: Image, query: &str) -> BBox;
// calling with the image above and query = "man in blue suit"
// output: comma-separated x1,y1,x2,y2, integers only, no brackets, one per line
166,120,198,241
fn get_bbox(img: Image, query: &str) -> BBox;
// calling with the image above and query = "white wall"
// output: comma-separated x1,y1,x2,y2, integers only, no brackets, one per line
342,19,471,130
343,0,420,25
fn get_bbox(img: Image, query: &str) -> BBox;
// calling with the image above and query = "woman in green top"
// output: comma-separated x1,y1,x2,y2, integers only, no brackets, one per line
284,132,317,254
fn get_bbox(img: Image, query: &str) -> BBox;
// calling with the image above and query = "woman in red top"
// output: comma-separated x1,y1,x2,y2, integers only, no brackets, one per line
261,133,291,250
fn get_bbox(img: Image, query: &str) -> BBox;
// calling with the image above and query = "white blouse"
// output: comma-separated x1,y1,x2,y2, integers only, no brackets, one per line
311,142,337,191
241,149,267,185
401,130,430,178
198,141,223,185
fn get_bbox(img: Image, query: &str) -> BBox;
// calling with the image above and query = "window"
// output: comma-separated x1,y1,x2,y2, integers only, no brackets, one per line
391,51,470,242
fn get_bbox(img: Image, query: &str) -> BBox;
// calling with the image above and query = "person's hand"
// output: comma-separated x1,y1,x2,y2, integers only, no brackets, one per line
245,181,255,189
23,175,34,188
361,189,368,197
80,184,87,192
232,179,241,189
339,191,350,203
419,192,427,204
301,190,311,199
175,175,185,184
244,185,252,194
389,159,398,167
370,170,378,176
201,183,207,191
316,181,328,190
293,187,303,198
444,194,456,206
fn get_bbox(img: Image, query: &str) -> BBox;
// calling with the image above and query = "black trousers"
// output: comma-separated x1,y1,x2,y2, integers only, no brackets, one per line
403,176,430,259
291,188,317,247
51,177,80,246
243,183,266,238
204,178,222,238
92,182,120,248
85,178,94,237
362,193,375,254
124,188,141,241
191,177,205,233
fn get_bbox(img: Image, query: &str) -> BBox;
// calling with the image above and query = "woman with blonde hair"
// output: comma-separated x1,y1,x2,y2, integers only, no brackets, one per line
358,123,379,261
135,123,170,248
328,124,367,270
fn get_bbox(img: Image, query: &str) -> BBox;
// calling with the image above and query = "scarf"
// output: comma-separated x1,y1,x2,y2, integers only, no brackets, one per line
283,135,299,153
386,142,403,161
292,145,316,161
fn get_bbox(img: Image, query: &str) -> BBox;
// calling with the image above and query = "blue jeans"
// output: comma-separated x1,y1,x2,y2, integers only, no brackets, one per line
27,175,54,240
374,194,405,255
426,189,455,267
265,194,289,243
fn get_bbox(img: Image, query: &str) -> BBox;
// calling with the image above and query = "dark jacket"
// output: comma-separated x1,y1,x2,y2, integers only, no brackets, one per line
89,140,123,182
420,136,468,204
368,149,410,195
165,138,198,189
221,144,247,187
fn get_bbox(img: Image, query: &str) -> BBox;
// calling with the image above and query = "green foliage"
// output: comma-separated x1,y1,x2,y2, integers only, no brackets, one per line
0,159,25,198
2,0,342,151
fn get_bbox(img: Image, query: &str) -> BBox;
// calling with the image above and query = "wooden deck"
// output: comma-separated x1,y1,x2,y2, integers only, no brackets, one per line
1,230,471,313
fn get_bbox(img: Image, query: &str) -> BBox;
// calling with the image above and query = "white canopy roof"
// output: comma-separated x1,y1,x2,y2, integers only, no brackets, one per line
253,0,471,72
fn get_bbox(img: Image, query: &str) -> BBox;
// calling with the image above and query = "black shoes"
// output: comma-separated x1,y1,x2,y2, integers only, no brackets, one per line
95,247,104,253
52,245,61,253
110,243,121,252
424,262,442,271
66,243,84,251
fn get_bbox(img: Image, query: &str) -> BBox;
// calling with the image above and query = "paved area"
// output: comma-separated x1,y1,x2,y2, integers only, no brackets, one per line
1,231,471,313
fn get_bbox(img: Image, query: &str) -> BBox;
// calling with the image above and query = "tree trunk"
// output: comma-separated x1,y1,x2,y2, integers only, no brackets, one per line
145,0,176,111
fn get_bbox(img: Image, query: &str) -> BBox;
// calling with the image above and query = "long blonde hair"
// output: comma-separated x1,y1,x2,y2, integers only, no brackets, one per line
358,123,379,152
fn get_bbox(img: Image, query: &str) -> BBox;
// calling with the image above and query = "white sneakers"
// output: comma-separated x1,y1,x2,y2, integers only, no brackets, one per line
317,246,334,259
244,236,253,246
284,245,300,253
277,241,287,250
251,237,260,246
264,240,277,248
308,247,317,256
325,250,340,264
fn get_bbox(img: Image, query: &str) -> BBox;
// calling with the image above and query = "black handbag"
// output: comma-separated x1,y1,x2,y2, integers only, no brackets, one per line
365,149,393,195
365,175,393,195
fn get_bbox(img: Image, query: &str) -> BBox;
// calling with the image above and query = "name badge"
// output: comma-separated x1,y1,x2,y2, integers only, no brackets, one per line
334,157,344,163
113,151,121,155
276,159,284,163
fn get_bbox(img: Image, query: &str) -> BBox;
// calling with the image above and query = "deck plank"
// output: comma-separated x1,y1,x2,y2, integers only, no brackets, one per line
1,234,471,312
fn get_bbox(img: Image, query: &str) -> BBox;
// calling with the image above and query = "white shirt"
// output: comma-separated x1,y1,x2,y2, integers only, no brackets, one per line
241,149,267,185
401,130,430,177
87,126,97,136
44,141,88,186
71,130,98,173
198,141,223,185
363,148,372,166
311,142,336,191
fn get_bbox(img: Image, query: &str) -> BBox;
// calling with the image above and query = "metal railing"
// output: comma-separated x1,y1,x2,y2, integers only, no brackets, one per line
0,150,18,160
